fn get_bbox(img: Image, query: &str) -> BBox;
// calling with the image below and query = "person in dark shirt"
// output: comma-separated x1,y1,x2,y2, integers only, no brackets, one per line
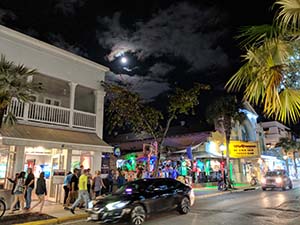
7,173,20,210
24,168,35,210
65,168,79,208
29,172,47,214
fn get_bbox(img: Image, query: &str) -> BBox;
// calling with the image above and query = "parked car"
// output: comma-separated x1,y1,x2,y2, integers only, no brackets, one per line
86,178,195,225
261,170,293,191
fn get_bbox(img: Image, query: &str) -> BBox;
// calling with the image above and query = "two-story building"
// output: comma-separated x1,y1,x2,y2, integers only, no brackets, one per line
261,121,291,148
0,25,112,202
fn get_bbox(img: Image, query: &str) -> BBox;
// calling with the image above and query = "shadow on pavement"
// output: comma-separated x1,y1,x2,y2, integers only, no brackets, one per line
1,212,55,225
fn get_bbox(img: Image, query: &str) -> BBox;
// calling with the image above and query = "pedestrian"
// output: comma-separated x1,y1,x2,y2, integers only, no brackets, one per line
87,168,92,198
217,170,223,191
78,165,84,177
107,169,114,193
29,172,47,214
69,169,90,214
7,173,20,210
10,171,26,213
92,170,106,197
117,170,126,188
24,168,35,210
65,168,79,209
63,171,72,206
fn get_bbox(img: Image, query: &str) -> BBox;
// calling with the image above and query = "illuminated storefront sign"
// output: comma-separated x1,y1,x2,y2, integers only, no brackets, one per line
228,141,259,158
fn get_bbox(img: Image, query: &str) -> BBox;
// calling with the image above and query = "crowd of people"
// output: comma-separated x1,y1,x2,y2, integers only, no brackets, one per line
7,168,47,214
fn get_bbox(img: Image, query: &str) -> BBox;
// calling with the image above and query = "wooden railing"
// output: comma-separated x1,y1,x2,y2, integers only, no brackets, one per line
6,98,96,130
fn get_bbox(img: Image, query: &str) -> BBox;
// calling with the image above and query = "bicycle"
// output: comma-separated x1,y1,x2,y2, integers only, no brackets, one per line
0,197,6,218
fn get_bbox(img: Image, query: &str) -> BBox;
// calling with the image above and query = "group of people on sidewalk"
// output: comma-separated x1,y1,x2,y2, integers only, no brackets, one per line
63,166,113,214
7,168,47,214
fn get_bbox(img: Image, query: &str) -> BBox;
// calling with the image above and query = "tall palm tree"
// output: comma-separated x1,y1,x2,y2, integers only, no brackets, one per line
0,55,40,127
226,0,300,124
206,95,245,186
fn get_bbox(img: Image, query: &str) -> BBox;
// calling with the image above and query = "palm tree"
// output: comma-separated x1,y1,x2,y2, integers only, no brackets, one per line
0,55,40,127
206,95,245,187
276,137,298,178
226,0,300,124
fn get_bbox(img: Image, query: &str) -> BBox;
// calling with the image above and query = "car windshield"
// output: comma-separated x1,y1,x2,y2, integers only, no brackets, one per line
266,171,285,176
115,180,148,195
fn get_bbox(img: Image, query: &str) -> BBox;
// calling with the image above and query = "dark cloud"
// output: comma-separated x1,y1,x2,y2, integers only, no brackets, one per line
0,8,16,23
47,33,88,57
106,71,170,100
97,2,229,72
54,0,86,16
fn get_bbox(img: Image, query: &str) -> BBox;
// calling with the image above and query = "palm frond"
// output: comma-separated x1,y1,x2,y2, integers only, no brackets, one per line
275,0,300,32
236,24,281,48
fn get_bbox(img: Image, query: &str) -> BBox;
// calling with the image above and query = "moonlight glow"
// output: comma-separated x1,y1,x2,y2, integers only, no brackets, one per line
120,57,127,64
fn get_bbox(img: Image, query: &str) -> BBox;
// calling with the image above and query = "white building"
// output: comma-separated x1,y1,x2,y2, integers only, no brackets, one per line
0,25,112,202
261,121,291,148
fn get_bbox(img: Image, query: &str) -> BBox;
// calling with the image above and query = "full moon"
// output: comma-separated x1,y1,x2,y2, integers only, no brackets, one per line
120,57,127,64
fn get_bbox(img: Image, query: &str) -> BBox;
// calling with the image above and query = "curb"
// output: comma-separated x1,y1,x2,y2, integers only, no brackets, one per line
15,213,88,225
195,186,260,199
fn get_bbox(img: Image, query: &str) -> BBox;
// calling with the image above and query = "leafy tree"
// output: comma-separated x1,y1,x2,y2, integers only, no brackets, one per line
0,55,41,127
226,0,300,124
206,95,246,186
102,81,209,175
276,137,299,178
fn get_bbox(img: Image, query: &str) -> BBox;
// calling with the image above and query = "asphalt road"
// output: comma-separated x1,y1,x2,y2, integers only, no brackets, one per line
64,186,300,225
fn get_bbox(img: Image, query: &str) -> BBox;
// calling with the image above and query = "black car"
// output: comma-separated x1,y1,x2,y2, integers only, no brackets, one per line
86,178,195,225
261,170,293,191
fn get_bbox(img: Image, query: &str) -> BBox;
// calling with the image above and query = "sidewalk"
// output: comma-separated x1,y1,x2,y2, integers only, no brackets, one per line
2,183,258,225
193,182,259,199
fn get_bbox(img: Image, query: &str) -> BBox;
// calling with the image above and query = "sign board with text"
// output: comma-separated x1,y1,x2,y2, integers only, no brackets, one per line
228,141,259,158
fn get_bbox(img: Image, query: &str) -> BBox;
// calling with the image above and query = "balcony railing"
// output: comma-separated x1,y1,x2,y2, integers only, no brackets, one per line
6,98,96,130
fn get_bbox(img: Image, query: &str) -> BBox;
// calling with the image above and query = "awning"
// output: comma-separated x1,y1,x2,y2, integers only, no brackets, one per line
0,124,113,152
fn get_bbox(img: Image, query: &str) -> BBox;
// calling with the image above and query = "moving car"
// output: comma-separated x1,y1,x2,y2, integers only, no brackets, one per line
261,170,293,191
86,178,195,225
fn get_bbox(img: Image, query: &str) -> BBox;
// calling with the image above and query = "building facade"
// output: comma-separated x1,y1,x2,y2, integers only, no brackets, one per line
261,121,291,148
0,25,112,202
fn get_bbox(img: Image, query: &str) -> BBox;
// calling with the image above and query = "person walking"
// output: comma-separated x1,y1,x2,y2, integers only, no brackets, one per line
7,173,20,210
107,169,114,193
92,170,106,197
117,170,126,188
24,168,35,210
65,168,79,208
10,171,26,213
29,172,47,214
63,171,72,206
69,169,89,214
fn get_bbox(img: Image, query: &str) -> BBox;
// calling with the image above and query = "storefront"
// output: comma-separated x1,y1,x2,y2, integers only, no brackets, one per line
0,124,112,203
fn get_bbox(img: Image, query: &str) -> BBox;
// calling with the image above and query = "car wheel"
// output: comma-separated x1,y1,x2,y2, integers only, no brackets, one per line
178,197,190,214
282,184,286,191
262,187,266,191
130,205,146,225
289,182,293,190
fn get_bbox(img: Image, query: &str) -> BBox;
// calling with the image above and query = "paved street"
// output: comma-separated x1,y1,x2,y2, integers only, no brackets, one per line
64,186,300,225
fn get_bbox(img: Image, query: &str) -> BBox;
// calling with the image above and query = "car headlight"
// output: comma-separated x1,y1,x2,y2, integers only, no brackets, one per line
105,201,129,211
261,178,266,184
275,177,282,183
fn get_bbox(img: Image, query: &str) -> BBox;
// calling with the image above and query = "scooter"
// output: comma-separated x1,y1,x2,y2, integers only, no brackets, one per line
250,176,258,186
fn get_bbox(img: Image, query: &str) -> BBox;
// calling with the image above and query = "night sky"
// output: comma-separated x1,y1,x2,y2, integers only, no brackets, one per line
0,0,278,131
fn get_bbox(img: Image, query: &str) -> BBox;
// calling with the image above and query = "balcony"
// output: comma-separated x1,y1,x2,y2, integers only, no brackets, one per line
6,98,96,131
